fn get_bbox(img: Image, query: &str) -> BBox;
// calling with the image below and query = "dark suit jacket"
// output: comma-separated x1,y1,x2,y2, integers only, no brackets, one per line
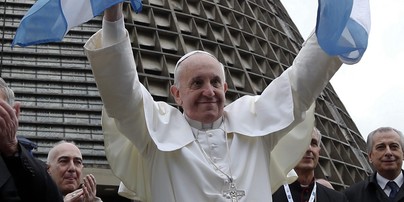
272,179,348,202
0,143,63,202
344,170,404,202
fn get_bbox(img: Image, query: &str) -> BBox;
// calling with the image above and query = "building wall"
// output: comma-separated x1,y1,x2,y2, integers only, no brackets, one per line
0,0,372,199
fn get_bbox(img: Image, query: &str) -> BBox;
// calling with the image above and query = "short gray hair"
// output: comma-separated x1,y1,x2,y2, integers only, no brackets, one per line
314,127,322,143
173,50,225,87
0,78,15,105
366,127,404,154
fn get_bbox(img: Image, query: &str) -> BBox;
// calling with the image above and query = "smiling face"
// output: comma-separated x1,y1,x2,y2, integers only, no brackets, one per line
368,130,404,180
47,142,83,195
170,53,228,123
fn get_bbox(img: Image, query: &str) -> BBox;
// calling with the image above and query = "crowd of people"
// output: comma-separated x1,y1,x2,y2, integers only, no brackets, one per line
2,1,403,202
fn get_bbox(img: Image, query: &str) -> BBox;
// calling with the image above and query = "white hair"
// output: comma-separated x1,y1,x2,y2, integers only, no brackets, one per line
173,50,225,87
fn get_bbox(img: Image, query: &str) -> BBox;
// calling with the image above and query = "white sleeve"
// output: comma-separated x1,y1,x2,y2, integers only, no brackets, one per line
102,15,126,47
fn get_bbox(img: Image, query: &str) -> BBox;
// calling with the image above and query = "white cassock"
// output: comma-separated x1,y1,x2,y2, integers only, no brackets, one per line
84,17,341,202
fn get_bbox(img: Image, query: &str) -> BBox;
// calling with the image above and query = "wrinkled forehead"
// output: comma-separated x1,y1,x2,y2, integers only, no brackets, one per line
53,143,82,160
174,50,225,83
175,50,218,70
373,130,400,142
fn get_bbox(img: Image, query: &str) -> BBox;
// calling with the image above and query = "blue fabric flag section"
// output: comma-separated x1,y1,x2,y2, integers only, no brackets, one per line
12,0,142,47
316,0,370,64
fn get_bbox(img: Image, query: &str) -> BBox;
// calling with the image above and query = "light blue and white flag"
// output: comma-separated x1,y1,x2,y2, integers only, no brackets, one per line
316,0,370,64
12,0,142,47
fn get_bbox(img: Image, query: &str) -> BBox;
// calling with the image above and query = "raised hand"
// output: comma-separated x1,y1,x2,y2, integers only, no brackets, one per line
63,174,98,202
0,100,20,156
82,174,98,202
64,188,83,202
104,3,123,22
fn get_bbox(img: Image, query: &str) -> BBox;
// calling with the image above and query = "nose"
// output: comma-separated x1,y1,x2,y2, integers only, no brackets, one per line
202,84,215,96
67,160,77,172
385,146,393,155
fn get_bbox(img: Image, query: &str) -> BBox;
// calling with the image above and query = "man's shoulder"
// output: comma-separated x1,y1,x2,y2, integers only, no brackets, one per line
315,184,348,202
343,178,371,194
317,183,344,195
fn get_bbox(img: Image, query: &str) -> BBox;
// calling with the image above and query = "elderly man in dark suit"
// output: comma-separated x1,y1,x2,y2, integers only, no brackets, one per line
344,127,404,202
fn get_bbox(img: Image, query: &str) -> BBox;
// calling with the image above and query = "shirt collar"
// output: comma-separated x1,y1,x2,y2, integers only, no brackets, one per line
377,171,404,189
185,115,223,130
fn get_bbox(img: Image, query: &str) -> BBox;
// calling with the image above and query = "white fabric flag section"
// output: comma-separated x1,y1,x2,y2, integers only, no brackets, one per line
316,0,370,64
12,0,142,47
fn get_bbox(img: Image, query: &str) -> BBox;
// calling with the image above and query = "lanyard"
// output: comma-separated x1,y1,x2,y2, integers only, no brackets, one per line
283,182,317,202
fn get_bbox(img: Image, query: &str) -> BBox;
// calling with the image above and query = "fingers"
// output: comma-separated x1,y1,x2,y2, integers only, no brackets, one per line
0,99,15,115
13,101,21,120
65,189,83,202
0,100,16,128
84,174,96,190
82,174,97,201
0,99,19,155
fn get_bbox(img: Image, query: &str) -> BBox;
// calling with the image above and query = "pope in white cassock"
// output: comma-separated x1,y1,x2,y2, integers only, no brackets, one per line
83,2,367,202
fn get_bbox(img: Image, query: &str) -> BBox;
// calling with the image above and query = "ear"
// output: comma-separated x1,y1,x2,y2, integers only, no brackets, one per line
170,85,182,106
368,152,373,163
13,101,21,119
46,164,51,173
223,82,228,93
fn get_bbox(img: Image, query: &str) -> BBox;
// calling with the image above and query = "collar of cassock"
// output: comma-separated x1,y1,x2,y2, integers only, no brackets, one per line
185,115,223,130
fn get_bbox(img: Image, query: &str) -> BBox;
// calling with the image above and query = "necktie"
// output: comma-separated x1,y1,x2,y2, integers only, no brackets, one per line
387,181,399,199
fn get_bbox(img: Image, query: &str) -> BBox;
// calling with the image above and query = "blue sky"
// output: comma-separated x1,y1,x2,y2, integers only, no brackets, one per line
280,0,404,140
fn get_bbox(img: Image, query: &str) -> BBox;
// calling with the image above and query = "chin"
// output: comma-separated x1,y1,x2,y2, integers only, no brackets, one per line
64,184,78,191
192,111,217,121
203,115,221,122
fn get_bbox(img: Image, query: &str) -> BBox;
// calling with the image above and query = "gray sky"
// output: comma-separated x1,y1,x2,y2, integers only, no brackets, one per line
280,0,404,140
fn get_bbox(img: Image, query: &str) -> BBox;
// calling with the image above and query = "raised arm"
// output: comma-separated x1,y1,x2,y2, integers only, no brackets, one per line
101,3,125,48
287,32,342,112
84,3,148,148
